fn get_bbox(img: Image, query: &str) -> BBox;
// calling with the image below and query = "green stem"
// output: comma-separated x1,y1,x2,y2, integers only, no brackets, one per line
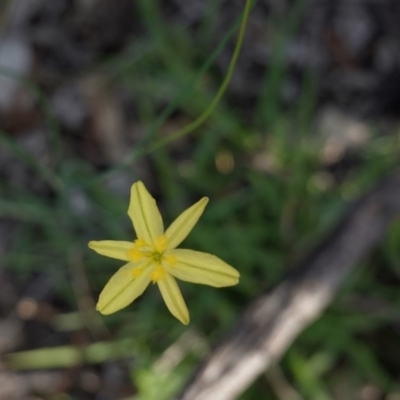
102,0,254,178
148,0,253,152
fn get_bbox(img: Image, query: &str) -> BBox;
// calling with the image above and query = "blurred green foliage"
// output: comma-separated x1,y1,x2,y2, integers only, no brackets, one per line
2,0,400,398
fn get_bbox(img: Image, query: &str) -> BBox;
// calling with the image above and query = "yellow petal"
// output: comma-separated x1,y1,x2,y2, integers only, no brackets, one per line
165,197,208,250
157,274,189,325
97,262,152,315
128,181,163,244
166,249,239,287
88,240,133,261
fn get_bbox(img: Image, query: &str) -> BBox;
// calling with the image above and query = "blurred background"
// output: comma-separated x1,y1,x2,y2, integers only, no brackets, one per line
1,0,400,399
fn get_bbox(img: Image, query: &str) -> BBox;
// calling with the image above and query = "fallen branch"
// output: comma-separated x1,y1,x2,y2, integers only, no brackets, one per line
177,171,400,400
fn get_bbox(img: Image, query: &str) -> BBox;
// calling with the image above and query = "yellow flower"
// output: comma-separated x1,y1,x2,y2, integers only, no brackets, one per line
88,181,240,324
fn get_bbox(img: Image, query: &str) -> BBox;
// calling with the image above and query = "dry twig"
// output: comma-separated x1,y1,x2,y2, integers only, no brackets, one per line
177,171,400,400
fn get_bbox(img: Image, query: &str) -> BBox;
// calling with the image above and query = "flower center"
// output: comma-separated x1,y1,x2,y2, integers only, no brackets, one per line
153,252,162,262
127,235,176,282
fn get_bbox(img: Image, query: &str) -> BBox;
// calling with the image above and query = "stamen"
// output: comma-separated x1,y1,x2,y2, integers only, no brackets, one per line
134,238,147,248
150,265,166,282
154,235,168,253
163,254,177,267
127,248,144,261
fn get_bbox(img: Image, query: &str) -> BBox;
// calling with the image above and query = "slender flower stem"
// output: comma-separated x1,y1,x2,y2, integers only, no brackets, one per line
101,0,254,179
148,0,253,152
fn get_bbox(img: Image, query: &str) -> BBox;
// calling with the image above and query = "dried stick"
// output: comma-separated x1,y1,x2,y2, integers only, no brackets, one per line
177,171,400,400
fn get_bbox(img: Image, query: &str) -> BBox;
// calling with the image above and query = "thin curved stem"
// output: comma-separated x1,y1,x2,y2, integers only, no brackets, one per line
102,0,254,178
148,0,253,152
